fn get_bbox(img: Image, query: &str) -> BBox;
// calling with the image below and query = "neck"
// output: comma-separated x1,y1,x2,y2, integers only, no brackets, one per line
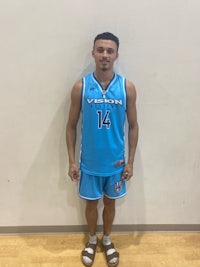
94,70,115,84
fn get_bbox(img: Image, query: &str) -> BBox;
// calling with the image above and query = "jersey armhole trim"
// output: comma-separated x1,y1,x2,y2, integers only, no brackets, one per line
123,78,127,111
81,77,85,111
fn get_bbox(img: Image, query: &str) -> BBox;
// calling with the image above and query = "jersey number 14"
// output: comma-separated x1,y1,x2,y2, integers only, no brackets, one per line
97,110,111,129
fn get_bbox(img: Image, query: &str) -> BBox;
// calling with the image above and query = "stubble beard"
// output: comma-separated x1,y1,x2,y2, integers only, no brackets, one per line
101,67,108,72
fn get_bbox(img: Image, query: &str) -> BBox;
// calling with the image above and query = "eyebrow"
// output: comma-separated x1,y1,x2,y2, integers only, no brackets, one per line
96,47,115,52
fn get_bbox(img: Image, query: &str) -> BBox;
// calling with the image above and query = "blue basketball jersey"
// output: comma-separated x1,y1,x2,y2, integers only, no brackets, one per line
80,73,127,176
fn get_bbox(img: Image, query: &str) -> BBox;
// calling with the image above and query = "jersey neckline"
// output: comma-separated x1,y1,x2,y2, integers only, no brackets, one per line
92,73,116,95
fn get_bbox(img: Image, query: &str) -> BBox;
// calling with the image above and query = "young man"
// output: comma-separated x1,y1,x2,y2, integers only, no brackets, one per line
66,32,138,267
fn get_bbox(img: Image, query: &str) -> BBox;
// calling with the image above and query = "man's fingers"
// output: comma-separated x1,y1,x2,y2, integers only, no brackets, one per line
122,171,129,180
70,170,80,181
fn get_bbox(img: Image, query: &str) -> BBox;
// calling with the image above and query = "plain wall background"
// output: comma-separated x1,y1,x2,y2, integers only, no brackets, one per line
0,0,200,227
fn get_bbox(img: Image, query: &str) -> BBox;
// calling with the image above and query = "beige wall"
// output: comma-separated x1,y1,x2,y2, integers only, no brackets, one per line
0,0,200,228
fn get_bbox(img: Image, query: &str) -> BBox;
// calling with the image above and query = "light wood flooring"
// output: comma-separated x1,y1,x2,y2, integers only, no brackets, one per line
0,232,200,267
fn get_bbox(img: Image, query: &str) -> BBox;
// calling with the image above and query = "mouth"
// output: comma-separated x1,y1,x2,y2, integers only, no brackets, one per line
101,60,109,64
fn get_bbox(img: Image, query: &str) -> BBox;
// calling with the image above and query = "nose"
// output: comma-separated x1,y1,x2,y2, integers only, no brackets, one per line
103,49,108,57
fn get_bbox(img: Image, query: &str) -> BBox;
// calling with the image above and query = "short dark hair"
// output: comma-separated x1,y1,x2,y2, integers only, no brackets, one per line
94,32,119,50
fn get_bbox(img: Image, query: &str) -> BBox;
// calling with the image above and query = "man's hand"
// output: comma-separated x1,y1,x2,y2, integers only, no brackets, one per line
68,163,80,181
121,163,133,181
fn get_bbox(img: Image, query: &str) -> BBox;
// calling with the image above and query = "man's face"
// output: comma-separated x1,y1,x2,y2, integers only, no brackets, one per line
92,39,119,72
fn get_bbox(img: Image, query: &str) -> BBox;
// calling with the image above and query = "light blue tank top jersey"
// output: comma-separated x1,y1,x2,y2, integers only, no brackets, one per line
80,73,127,176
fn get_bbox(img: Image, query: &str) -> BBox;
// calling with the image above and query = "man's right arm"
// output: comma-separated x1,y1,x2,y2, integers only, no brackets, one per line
66,80,82,181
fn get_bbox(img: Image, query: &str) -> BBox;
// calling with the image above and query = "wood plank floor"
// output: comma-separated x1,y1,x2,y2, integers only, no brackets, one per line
0,233,200,267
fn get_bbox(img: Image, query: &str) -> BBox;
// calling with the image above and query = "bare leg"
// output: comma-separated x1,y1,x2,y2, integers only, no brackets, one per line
82,200,99,266
102,196,119,265
85,199,99,236
103,195,115,236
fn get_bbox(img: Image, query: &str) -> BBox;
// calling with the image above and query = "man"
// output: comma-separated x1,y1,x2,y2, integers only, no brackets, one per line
66,32,138,267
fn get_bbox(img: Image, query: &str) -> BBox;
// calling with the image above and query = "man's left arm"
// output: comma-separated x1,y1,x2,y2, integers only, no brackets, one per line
122,80,139,181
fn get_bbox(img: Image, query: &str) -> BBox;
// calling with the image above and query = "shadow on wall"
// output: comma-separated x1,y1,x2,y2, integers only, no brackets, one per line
19,93,85,227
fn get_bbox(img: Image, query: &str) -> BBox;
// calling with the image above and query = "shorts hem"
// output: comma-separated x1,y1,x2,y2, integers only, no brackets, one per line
79,192,126,200
104,192,127,199
79,194,102,201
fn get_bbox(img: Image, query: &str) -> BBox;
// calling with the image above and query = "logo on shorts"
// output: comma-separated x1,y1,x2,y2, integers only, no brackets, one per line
114,181,123,194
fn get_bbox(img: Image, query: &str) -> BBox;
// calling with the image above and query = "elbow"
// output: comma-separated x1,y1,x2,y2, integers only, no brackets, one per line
129,121,139,131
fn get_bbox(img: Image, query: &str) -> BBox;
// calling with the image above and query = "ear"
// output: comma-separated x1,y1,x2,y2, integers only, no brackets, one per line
91,49,95,57
116,51,119,59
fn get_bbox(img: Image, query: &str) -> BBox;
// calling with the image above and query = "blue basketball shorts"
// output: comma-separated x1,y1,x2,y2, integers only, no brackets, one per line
79,172,126,200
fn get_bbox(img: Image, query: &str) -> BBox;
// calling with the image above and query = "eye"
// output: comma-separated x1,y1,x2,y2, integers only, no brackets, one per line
96,47,104,53
107,48,114,54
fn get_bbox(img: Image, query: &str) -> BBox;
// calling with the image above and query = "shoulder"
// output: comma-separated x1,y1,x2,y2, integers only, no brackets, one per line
71,79,82,97
70,80,83,107
125,79,137,100
72,79,82,91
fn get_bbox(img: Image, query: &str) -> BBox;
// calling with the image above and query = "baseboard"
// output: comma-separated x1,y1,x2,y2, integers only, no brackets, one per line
0,224,200,234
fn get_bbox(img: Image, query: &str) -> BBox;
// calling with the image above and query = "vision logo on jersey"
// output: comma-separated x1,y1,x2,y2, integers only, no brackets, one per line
87,98,123,105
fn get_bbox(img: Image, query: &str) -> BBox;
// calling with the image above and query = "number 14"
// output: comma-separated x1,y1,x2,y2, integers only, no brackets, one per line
97,110,111,129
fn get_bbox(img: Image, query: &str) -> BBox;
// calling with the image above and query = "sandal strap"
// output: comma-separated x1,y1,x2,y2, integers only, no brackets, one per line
85,242,97,251
106,251,119,262
81,242,97,261
102,242,119,266
82,250,95,260
103,242,115,251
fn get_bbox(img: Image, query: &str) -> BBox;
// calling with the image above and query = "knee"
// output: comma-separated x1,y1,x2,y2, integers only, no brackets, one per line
103,196,115,208
86,200,99,211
